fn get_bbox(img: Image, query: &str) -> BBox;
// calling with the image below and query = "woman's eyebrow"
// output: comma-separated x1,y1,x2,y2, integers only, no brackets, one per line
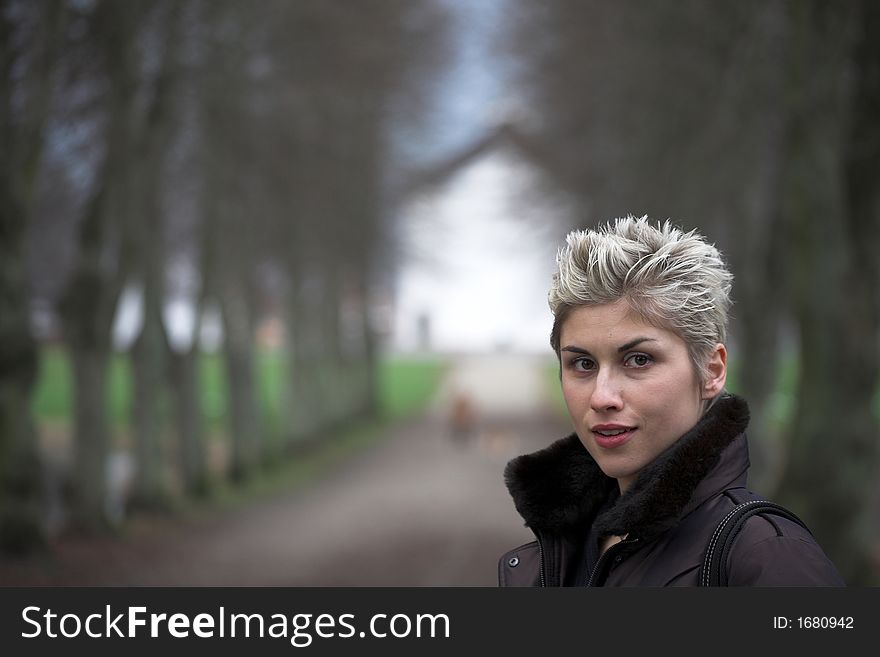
617,337,658,352
561,337,658,355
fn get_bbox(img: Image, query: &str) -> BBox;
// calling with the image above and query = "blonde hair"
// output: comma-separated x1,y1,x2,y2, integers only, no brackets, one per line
549,215,733,382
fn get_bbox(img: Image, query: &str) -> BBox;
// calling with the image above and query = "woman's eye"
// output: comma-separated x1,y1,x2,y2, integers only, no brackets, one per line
624,353,652,368
572,357,596,372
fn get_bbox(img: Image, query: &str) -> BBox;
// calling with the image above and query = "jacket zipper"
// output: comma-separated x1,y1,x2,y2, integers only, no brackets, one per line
586,537,639,587
536,533,546,587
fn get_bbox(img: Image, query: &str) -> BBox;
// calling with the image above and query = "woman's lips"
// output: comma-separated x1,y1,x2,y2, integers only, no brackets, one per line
592,428,635,449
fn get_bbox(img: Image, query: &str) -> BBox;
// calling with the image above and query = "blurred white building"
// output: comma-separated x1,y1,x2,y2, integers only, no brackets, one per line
388,148,567,356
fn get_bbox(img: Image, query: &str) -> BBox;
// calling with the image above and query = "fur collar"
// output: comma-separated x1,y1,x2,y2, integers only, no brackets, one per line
504,393,750,539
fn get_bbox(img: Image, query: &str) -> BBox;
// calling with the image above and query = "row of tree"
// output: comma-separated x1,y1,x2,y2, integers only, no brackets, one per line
1,0,447,551
505,0,880,583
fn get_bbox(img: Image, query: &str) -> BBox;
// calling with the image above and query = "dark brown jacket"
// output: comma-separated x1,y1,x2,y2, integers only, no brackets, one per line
498,394,845,587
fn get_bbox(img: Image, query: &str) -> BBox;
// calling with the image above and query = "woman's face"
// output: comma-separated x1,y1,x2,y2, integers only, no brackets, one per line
559,300,721,493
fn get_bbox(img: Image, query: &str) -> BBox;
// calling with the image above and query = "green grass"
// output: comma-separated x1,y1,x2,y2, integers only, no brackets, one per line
32,346,445,429
257,349,284,437
200,352,228,433
379,356,446,419
31,348,72,422
108,355,133,428
31,346,448,515
545,360,567,418
223,353,445,507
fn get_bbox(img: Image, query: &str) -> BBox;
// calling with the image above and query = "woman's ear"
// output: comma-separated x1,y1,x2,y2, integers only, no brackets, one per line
701,343,727,399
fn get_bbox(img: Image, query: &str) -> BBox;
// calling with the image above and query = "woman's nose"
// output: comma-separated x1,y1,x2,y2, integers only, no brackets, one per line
590,369,623,411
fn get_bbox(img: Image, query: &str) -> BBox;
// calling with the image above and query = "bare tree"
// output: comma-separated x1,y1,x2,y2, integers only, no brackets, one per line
775,0,880,584
0,0,66,551
127,0,185,511
8,0,450,536
59,0,148,530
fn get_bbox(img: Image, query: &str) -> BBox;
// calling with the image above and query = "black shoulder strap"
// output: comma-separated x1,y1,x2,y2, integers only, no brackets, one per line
700,500,811,586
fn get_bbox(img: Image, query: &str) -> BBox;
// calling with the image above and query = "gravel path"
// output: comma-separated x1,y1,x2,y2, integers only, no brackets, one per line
0,354,570,586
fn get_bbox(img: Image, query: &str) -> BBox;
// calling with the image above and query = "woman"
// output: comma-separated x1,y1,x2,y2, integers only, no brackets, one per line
499,216,844,587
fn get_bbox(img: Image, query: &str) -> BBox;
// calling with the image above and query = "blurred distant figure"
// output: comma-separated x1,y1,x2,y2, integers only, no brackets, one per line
105,450,135,527
449,392,477,445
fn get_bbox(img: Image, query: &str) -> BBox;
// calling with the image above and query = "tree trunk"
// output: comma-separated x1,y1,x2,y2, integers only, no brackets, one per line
129,288,169,510
69,345,112,531
220,279,260,481
0,70,43,550
285,265,322,446
320,263,349,428
0,205,44,549
731,0,791,493
776,0,876,584
836,0,880,584
127,2,180,510
60,0,145,532
0,0,67,554
356,262,379,419
169,346,208,496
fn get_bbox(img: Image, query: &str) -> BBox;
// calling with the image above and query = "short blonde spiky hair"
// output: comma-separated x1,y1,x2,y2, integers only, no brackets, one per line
549,215,733,382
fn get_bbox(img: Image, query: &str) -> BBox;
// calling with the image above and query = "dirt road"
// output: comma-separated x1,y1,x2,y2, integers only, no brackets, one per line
0,353,570,586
